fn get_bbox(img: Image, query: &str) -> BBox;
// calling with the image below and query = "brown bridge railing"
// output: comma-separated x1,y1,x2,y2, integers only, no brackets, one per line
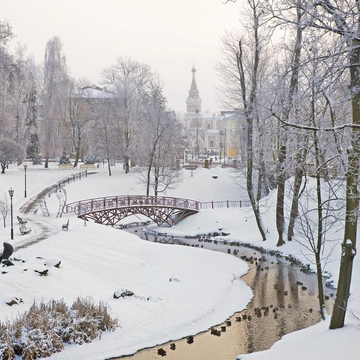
64,195,250,216
64,195,202,216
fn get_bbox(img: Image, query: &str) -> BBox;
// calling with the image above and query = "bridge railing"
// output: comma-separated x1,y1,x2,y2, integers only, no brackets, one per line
64,195,201,216
201,200,251,209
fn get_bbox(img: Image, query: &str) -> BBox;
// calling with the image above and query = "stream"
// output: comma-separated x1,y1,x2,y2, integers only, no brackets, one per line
112,224,334,360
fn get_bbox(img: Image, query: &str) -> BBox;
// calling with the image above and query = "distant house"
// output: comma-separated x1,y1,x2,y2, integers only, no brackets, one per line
61,84,116,160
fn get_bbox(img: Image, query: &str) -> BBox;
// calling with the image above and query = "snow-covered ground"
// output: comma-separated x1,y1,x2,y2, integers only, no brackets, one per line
0,163,359,359
0,164,251,359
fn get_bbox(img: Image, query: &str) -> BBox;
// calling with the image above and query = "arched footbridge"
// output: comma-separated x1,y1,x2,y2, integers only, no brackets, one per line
64,195,250,227
64,195,201,227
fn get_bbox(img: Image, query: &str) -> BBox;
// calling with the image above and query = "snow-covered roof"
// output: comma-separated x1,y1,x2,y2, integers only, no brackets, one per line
80,85,116,99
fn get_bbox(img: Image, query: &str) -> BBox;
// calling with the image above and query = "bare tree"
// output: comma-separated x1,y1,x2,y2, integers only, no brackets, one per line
151,118,183,196
0,138,25,173
88,88,118,176
65,79,93,168
217,0,268,241
102,57,155,173
0,193,9,228
295,179,342,320
138,81,169,195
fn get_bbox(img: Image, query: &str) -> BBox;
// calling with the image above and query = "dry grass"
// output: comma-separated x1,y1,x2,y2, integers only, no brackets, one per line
0,297,119,359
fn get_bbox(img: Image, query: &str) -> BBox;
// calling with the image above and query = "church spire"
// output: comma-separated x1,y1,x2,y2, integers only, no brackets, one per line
186,66,202,114
189,66,199,100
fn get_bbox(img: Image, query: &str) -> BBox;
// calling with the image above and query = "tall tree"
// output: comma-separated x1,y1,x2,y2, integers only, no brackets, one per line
66,79,93,168
0,20,13,137
102,57,154,173
42,36,68,168
218,0,268,241
25,59,41,164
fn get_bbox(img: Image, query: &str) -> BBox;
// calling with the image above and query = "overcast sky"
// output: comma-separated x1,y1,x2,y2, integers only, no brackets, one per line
3,0,242,114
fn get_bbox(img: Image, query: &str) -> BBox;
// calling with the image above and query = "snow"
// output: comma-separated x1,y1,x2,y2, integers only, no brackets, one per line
0,164,251,359
1,163,359,360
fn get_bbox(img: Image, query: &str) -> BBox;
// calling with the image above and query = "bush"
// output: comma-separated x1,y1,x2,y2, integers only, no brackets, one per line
0,298,119,359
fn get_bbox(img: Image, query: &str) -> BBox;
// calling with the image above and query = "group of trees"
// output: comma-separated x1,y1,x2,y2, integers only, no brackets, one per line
0,20,183,194
220,0,359,330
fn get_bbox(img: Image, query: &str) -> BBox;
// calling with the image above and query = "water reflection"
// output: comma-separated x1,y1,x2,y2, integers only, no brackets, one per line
112,227,333,360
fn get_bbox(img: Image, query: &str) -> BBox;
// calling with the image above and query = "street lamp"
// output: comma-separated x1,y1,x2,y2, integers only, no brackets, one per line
24,164,28,198
8,188,14,240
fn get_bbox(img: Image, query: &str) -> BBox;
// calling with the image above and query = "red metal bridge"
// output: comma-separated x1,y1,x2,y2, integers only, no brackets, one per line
64,195,201,227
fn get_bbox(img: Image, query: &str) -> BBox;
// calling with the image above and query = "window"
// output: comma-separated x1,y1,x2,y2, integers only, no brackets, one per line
207,123,211,129
71,146,76,154
210,140,214,148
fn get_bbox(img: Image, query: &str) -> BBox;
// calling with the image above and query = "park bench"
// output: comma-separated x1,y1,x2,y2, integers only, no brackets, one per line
58,164,73,170
80,163,95,170
62,219,69,230
17,216,28,224
19,225,31,235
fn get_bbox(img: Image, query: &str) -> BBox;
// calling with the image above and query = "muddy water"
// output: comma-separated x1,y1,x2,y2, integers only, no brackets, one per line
113,228,334,360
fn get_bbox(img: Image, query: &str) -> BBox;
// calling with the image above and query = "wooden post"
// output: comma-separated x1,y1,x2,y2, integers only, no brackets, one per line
227,200,229,208
212,201,214,209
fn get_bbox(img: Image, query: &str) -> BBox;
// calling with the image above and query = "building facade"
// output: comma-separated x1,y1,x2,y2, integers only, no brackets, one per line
184,67,221,160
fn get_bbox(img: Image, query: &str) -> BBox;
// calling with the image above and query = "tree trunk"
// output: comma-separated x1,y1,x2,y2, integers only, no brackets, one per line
314,121,325,320
276,143,286,246
146,165,152,196
73,134,81,168
316,251,326,320
107,158,112,176
330,152,359,328
154,166,159,196
124,156,130,173
247,121,267,241
74,148,80,168
256,169,262,203
330,42,360,329
287,164,304,241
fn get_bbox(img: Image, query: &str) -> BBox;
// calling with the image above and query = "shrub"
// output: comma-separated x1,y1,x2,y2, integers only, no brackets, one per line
0,298,119,359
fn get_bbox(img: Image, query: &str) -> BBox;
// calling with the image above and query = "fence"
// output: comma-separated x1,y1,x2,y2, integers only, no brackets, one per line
53,170,88,191
200,199,251,209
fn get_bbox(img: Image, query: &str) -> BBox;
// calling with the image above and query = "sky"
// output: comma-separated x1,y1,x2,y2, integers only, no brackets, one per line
2,0,243,114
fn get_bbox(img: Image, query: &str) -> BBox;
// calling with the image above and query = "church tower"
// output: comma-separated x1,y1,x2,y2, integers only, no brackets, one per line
186,66,202,114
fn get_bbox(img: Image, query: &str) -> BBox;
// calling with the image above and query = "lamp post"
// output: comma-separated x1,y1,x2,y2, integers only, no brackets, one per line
8,188,14,240
24,164,28,198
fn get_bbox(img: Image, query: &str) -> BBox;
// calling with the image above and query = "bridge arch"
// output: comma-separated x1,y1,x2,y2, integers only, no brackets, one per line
64,195,201,227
